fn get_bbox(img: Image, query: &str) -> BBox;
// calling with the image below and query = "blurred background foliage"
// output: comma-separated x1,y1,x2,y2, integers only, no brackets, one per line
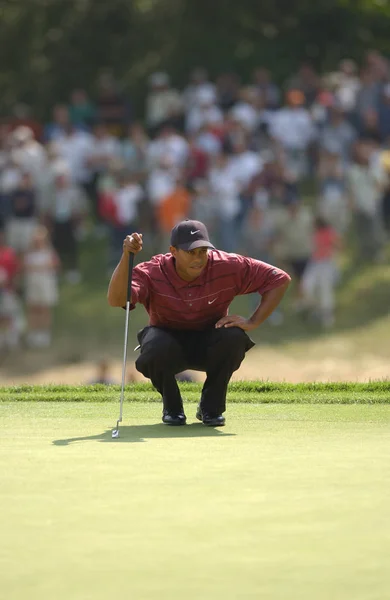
1,0,390,119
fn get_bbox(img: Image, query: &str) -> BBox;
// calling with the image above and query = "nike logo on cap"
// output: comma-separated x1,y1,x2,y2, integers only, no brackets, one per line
208,298,217,304
190,230,200,235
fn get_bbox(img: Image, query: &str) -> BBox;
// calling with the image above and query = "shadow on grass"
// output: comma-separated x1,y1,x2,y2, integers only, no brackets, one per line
52,422,235,445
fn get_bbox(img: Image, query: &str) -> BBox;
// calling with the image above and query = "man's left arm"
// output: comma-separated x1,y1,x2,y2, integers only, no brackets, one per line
216,257,291,331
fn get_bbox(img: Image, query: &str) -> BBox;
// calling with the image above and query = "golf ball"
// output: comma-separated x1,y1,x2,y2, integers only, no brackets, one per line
112,430,119,439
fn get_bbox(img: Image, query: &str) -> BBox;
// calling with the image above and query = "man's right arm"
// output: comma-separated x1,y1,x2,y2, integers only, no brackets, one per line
107,233,143,307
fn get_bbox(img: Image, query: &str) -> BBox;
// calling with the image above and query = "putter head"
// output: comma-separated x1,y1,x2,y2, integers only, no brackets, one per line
112,429,119,439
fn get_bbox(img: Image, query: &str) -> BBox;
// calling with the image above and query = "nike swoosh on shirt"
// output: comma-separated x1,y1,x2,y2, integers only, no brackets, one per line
208,298,217,304
190,230,200,234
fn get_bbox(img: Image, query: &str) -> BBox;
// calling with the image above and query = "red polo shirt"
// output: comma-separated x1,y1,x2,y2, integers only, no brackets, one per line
129,250,290,330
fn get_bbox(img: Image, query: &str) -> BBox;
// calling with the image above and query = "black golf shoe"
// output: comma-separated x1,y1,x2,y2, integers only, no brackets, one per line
196,405,225,427
162,410,187,426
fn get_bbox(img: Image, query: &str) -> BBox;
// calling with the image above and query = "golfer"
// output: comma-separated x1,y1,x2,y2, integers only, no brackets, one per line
108,220,291,426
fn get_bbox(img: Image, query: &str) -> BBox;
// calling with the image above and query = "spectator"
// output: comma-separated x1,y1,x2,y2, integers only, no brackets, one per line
347,140,387,263
208,150,241,251
317,148,350,234
270,89,315,181
228,133,263,243
156,175,191,250
185,135,209,185
185,87,223,135
252,67,280,109
86,121,121,228
11,126,47,189
182,67,216,113
46,166,88,284
96,70,131,137
334,59,361,115
0,229,22,349
301,216,342,328
286,62,321,107
215,72,240,113
272,195,314,309
320,100,357,165
245,200,284,325
377,83,390,144
23,225,60,348
6,172,38,256
44,104,73,143
193,123,222,158
190,179,216,232
379,149,390,235
0,152,21,226
55,122,94,193
355,68,382,135
146,72,183,136
146,155,177,210
99,170,144,269
121,122,150,177
229,86,260,133
69,89,96,128
6,102,43,142
147,124,189,170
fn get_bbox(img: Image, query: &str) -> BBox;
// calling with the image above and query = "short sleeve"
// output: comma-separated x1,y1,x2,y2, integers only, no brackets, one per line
234,255,291,296
129,265,150,309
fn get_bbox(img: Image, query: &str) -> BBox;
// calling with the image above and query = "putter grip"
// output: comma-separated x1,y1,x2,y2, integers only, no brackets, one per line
127,252,135,304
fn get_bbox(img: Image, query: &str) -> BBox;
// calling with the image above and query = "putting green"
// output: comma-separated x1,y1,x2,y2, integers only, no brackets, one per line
1,402,389,600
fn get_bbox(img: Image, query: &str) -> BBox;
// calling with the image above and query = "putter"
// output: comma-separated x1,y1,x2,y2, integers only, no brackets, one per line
112,251,135,439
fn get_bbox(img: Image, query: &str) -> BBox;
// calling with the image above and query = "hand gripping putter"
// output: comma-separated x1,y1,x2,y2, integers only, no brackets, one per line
112,252,135,439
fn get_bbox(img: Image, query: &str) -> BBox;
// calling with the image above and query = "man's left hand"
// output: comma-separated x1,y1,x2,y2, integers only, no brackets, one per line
215,315,256,331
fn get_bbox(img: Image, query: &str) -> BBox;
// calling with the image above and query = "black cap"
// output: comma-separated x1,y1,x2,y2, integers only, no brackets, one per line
170,220,215,251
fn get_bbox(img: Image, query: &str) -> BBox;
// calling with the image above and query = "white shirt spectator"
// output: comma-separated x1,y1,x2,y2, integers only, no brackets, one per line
347,162,387,217
146,86,183,129
148,133,189,169
186,104,223,134
12,141,47,187
147,168,176,206
229,151,263,190
183,82,216,112
48,183,88,222
335,77,361,113
229,103,259,132
114,183,143,225
87,135,121,172
320,120,357,164
56,131,95,184
209,165,241,219
270,108,315,150
0,163,21,194
10,126,47,188
195,131,222,156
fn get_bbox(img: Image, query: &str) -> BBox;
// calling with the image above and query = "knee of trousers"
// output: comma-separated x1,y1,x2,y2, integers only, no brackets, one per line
211,327,253,360
135,339,183,375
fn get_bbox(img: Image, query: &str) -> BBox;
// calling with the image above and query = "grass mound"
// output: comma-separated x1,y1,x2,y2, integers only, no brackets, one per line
1,381,389,403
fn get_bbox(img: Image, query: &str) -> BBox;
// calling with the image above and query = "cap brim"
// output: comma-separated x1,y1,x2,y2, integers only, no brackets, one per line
178,240,215,251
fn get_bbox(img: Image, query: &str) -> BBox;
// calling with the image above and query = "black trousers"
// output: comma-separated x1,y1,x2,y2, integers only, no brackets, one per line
135,326,255,415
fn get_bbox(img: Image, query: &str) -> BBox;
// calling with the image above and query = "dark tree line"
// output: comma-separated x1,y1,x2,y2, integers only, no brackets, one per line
1,0,389,118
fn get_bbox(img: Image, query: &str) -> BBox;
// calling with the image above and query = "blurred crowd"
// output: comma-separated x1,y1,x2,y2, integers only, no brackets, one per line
2,51,390,351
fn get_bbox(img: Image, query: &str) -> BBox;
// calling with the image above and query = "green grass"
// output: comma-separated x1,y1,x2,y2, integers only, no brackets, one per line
1,400,390,600
1,381,390,403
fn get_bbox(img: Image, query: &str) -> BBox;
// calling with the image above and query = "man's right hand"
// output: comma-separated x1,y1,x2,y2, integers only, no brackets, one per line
123,233,143,255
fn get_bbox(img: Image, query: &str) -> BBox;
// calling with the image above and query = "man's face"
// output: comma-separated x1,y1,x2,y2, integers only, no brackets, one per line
170,246,210,281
